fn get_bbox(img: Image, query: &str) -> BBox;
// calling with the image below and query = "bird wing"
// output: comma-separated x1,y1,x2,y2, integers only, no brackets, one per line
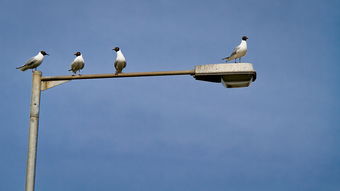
229,45,241,58
17,57,37,70
23,57,38,67
79,61,85,70
71,60,84,71
70,61,77,70
114,60,118,69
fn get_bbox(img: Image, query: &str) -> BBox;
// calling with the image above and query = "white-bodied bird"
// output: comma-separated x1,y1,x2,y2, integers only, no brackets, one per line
69,52,85,75
113,47,126,74
16,51,49,71
222,36,248,63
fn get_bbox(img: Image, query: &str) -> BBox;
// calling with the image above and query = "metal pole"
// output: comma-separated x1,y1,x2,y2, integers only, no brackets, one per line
25,71,42,191
41,70,195,81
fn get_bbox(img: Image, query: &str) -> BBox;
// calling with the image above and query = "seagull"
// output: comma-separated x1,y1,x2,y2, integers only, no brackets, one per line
113,47,126,75
69,52,85,75
16,51,49,71
222,36,248,63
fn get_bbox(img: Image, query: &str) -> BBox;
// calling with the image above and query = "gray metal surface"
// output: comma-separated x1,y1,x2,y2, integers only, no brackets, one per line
40,64,256,89
25,71,42,191
41,70,195,81
194,63,256,88
195,63,255,74
41,80,70,91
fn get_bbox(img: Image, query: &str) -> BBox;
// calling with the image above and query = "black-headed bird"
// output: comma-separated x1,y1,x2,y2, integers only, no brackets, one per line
69,52,85,75
16,51,49,71
222,36,248,63
113,47,126,75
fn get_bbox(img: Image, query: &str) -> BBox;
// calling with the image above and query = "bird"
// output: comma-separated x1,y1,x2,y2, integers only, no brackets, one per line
69,52,85,75
16,51,49,71
222,36,248,63
113,47,126,75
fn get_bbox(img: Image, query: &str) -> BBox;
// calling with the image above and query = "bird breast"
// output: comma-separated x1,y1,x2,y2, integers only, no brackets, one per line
116,51,126,61
35,53,44,61
237,47,247,57
74,56,84,63
237,42,247,56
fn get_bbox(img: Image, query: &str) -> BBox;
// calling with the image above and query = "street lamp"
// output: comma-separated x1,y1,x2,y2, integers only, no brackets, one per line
25,63,256,191
194,63,256,88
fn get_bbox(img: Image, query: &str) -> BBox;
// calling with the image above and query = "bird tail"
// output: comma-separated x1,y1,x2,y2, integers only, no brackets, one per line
16,66,27,71
222,57,230,62
68,69,77,75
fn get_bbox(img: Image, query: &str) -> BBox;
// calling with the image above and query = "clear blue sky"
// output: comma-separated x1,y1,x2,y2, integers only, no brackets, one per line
1,0,339,190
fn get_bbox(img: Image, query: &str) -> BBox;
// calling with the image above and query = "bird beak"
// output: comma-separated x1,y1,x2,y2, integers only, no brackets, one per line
46,53,49,56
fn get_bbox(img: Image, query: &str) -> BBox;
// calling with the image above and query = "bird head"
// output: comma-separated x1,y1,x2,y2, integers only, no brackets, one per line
74,52,81,56
242,36,248,41
40,51,49,56
113,47,120,52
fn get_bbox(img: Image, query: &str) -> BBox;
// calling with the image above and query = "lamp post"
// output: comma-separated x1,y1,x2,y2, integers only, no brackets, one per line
24,63,256,191
25,71,42,191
